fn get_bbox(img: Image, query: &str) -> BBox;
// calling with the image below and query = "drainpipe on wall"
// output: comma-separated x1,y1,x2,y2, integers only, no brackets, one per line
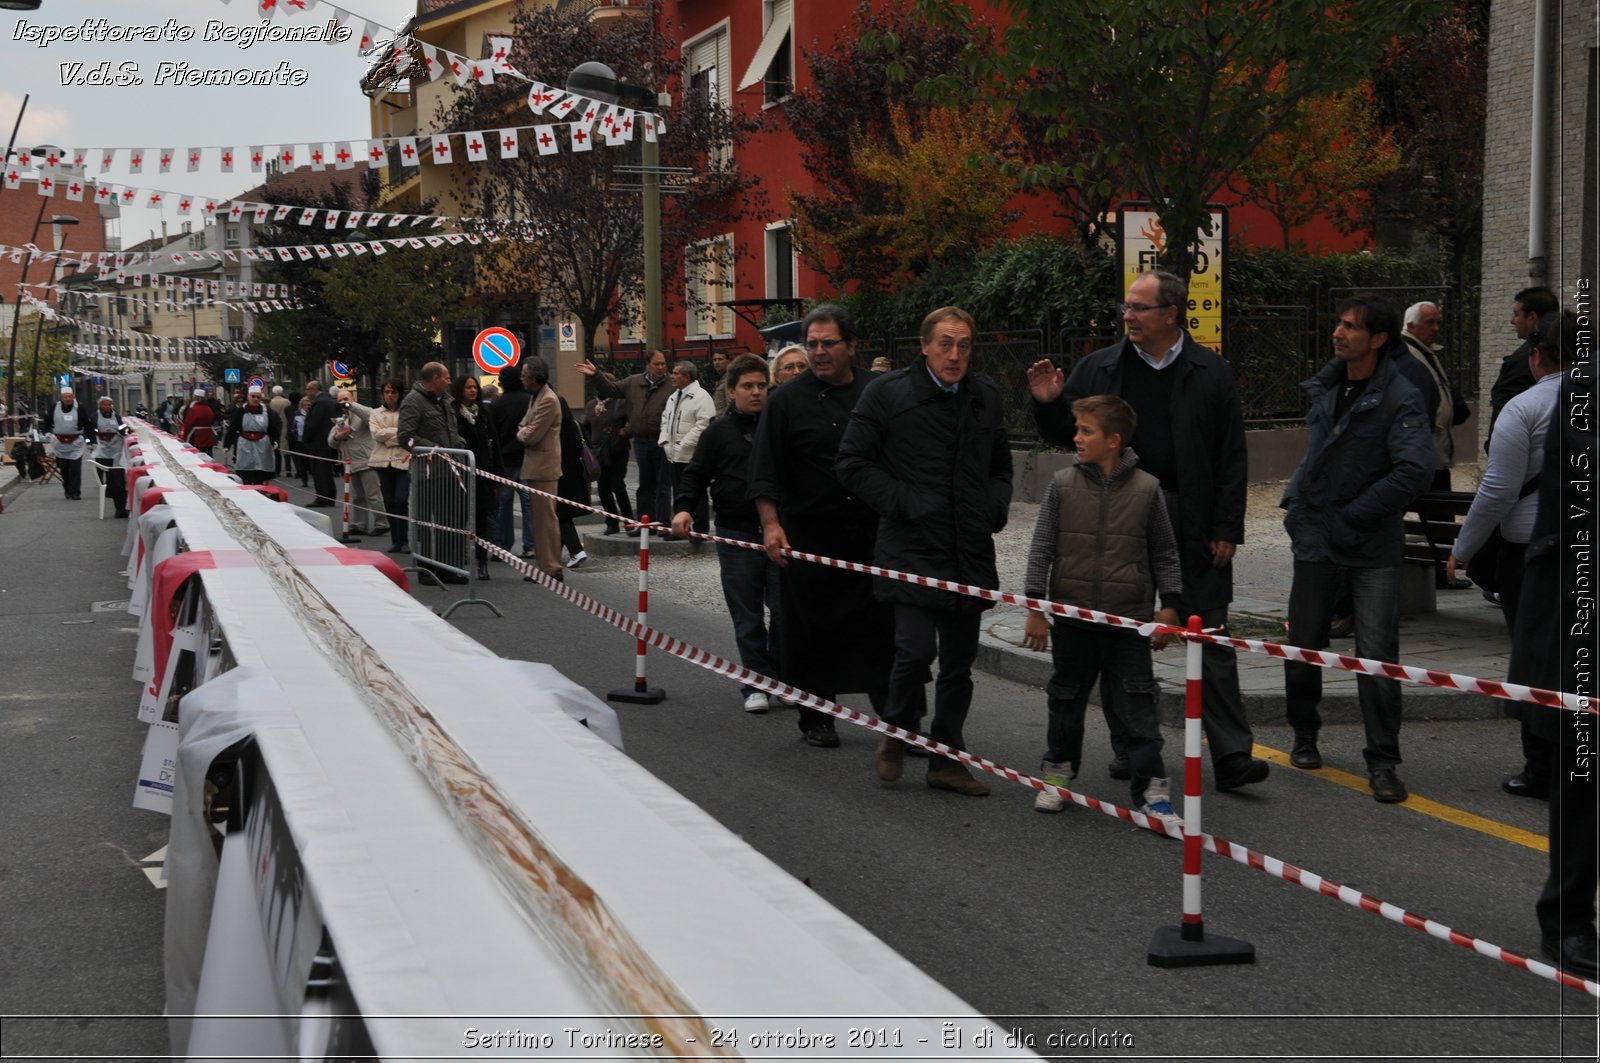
1527,0,1554,280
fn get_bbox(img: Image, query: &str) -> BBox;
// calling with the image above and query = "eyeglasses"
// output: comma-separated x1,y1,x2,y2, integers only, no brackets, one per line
804,338,843,351
1120,302,1171,315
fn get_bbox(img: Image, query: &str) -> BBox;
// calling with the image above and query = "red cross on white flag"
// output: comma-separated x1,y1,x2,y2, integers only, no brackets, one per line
308,144,325,170
431,134,452,163
299,208,317,225
424,48,443,82
324,211,341,230
37,175,54,196
99,150,114,173
498,129,519,159
534,125,558,156
94,184,111,201
147,191,162,207
366,140,387,168
332,244,349,258
358,21,375,50
398,137,418,164
178,197,190,212
550,94,579,119
274,205,292,221
158,148,174,173
370,240,387,256
254,205,269,223
229,202,243,220
249,146,264,172
128,151,143,174
71,149,86,168
219,149,234,173
334,142,354,170
465,135,487,162
278,146,296,168
607,109,631,146
3,169,20,190
643,116,659,143
186,148,202,172
526,82,553,114
65,180,84,202
487,36,512,68
284,0,310,15
569,122,593,153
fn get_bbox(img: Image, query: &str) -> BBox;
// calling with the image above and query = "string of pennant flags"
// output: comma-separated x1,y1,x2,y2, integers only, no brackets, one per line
21,279,302,303
69,347,202,375
24,291,265,357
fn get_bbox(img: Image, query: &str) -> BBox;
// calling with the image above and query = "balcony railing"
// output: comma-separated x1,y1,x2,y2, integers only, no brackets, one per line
554,0,650,22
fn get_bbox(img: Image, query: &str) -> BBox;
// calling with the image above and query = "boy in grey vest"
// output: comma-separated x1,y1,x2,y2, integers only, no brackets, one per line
1021,395,1183,830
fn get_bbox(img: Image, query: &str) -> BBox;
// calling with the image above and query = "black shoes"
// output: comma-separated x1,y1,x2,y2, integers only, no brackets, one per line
1369,767,1408,803
1542,934,1600,980
1215,755,1271,792
1290,732,1323,769
802,722,840,748
477,561,490,581
1107,752,1131,780
1501,772,1550,800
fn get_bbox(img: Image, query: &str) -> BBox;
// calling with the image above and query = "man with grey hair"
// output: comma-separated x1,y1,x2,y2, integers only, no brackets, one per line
1401,300,1466,492
516,355,564,580
1026,268,1267,792
659,359,716,538
268,384,291,474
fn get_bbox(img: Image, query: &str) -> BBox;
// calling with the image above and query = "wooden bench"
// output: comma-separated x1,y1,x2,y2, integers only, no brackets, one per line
1401,490,1474,612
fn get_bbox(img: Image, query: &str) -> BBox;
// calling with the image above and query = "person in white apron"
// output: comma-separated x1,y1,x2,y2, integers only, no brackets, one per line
223,386,282,486
45,386,92,500
91,396,129,517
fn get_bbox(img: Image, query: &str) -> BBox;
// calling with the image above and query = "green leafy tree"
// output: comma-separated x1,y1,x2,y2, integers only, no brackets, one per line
911,0,1438,279
11,314,70,406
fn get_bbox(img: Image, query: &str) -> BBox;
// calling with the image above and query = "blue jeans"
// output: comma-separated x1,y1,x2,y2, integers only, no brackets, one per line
495,469,535,552
714,525,781,697
1284,561,1403,769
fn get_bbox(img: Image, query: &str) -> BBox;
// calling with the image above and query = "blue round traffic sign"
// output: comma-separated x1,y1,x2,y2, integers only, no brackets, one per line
473,327,520,374
328,359,352,379
249,376,266,391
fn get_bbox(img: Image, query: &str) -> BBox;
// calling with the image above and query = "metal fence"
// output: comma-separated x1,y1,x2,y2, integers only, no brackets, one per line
409,446,500,618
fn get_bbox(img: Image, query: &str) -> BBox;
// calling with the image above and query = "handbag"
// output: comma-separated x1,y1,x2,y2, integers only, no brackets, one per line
580,442,602,482
1465,475,1540,593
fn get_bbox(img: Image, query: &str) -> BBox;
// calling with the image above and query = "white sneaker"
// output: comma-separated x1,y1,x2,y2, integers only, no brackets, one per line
568,550,588,569
1138,777,1184,833
742,692,769,714
1033,760,1074,813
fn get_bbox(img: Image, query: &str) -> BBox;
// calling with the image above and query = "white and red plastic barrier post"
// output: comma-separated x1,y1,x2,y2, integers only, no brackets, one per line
607,514,665,705
1149,615,1255,968
338,455,360,544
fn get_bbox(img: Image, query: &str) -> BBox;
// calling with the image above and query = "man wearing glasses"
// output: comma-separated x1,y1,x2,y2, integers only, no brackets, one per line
749,304,895,750
1026,269,1267,793
837,307,1013,795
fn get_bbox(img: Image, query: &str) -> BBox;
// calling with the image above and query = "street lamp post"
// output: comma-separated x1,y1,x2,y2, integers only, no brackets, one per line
566,62,662,349
25,216,79,412
5,189,78,418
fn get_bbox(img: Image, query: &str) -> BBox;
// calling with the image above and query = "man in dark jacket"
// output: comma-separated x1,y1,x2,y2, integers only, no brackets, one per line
1486,285,1560,454
300,378,341,507
1027,269,1269,792
1509,311,1597,981
577,350,673,531
490,363,536,557
673,355,780,713
837,306,1013,796
397,362,462,452
1280,294,1433,804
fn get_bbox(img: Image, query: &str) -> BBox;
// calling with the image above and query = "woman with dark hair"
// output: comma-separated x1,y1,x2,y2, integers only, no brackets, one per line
555,396,592,568
369,379,411,554
451,375,499,580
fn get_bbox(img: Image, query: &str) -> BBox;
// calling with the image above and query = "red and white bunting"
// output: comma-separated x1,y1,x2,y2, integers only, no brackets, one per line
308,143,326,170
569,122,593,153
249,146,265,173
534,126,559,156
464,134,487,162
333,142,355,170
299,208,317,225
128,149,143,174
157,147,174,174
367,139,388,168
497,128,519,160
186,147,202,173
397,136,419,166
324,211,340,230
431,134,452,163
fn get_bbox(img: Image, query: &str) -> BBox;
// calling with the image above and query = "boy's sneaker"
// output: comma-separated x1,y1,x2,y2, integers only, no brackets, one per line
1034,761,1075,813
568,550,588,569
1138,777,1184,833
742,692,769,714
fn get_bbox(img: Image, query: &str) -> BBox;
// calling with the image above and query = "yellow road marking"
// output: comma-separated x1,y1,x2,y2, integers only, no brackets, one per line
1252,744,1549,853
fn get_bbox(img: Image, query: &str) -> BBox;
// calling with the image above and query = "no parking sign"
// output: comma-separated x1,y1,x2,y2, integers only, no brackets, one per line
472,327,520,375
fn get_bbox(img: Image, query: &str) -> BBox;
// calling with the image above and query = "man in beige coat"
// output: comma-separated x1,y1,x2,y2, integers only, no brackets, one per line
516,355,564,580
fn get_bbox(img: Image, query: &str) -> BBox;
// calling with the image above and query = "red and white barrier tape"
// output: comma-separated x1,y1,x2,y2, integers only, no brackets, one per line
444,453,1590,717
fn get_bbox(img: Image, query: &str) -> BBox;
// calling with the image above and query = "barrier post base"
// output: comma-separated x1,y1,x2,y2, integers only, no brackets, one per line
608,686,665,705
1147,925,1255,968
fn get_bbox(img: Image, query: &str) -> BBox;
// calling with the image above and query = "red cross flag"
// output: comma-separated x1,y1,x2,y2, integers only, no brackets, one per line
299,208,317,225
534,125,558,156
72,149,86,169
99,150,114,174
159,148,174,173
186,148,202,172
65,179,83,202
220,149,234,173
359,21,375,51
2,169,19,190
487,36,512,69
324,210,340,230
129,150,144,174
37,174,54,197
526,82,553,114
275,205,293,221
424,47,443,82
253,205,269,223
315,245,332,260
465,135,487,162
398,136,418,164
278,146,296,168
334,142,354,170
308,144,326,170
431,134,452,163
366,140,387,168
570,122,593,153
250,146,264,172
550,94,579,119
498,128,519,159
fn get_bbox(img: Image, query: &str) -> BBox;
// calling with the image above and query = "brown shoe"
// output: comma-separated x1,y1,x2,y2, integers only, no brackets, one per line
875,736,905,783
927,760,990,796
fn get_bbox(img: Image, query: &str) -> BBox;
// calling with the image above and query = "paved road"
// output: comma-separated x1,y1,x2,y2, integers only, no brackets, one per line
1,470,1595,1060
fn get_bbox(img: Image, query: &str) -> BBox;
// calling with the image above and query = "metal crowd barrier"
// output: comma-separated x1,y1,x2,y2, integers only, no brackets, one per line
408,446,500,619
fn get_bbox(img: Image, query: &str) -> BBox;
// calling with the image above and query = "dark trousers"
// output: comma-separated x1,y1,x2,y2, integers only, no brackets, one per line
495,468,535,551
238,470,271,486
94,459,126,514
596,447,633,529
671,461,709,534
377,467,409,548
1049,620,1166,803
714,525,781,697
632,438,673,528
1536,711,1599,949
59,456,82,499
1284,560,1404,769
1496,540,1554,782
881,603,983,751
309,443,337,503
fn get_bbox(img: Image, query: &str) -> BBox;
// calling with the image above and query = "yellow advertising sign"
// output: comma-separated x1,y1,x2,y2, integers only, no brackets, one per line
1118,207,1227,356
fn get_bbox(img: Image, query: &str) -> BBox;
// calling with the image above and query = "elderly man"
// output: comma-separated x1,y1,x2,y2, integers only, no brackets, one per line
577,350,673,532
837,306,1013,795
1026,269,1267,793
268,384,292,475
516,356,564,581
328,388,385,535
399,362,464,583
43,386,93,500
660,359,716,539
1281,294,1433,803
301,379,341,507
749,303,895,749
1401,301,1465,491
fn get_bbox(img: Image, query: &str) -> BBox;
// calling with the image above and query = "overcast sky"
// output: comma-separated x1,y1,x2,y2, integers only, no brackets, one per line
3,0,413,246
